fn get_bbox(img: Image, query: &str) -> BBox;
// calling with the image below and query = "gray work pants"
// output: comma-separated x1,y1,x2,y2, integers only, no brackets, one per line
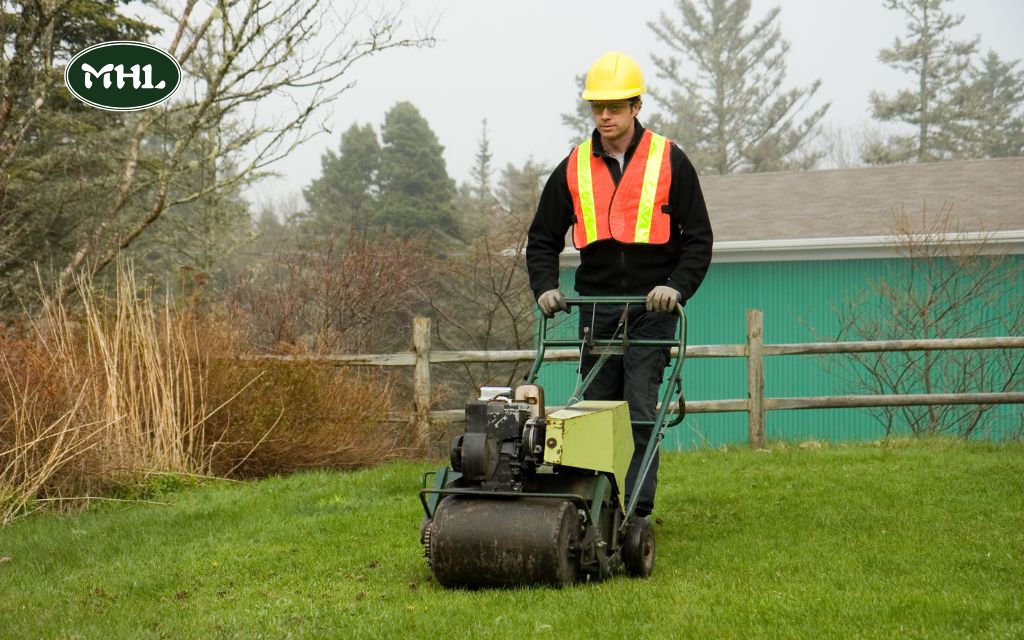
578,303,677,516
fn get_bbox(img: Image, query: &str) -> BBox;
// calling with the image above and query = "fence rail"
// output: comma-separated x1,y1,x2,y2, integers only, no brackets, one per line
245,311,1024,448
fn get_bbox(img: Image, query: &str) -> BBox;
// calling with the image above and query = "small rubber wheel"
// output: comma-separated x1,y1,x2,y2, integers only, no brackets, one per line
622,517,655,578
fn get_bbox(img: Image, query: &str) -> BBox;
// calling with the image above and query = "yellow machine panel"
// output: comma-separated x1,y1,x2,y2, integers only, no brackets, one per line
543,401,633,506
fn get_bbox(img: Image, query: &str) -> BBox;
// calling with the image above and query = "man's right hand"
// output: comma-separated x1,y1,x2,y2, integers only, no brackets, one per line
537,289,568,317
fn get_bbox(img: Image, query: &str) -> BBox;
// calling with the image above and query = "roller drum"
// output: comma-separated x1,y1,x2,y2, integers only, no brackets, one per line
429,497,580,587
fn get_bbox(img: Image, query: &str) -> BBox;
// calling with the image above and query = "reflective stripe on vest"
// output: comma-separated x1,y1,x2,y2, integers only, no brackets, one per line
567,130,673,249
576,139,598,246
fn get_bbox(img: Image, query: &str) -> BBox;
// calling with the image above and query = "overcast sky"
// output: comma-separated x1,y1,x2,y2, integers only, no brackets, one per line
245,0,1024,209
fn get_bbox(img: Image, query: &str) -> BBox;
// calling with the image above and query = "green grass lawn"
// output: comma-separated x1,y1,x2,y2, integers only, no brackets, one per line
1,439,1022,639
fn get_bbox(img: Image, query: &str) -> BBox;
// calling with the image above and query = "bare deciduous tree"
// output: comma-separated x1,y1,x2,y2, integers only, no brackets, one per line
231,231,426,354
3,0,434,301
420,160,547,399
833,205,1024,437
420,225,534,394
0,0,63,169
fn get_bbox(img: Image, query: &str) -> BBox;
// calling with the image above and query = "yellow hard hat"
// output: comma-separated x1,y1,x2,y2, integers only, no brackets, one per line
581,51,646,101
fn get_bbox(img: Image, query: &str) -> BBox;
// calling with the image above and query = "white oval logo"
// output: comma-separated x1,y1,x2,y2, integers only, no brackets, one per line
64,41,181,111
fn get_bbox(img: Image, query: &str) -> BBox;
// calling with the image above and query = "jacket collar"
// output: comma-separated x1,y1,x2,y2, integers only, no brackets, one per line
590,119,646,167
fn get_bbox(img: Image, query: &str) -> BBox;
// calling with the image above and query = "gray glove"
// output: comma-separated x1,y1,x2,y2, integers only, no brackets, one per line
646,285,681,313
537,289,568,317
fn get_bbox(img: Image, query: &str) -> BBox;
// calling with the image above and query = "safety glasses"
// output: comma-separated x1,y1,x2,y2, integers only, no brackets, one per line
589,101,632,115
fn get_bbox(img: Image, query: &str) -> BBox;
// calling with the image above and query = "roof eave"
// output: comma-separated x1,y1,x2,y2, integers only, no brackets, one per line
557,230,1024,266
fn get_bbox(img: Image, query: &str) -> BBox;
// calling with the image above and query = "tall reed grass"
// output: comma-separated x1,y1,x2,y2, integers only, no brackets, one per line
0,266,214,522
0,265,402,524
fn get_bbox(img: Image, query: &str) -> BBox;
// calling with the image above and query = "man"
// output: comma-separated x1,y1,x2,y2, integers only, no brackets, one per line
526,51,712,519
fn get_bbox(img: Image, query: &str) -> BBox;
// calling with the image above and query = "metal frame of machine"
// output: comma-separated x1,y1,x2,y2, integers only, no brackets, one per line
418,296,687,587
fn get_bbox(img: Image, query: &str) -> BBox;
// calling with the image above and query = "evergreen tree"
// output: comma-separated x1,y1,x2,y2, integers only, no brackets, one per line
648,0,829,174
302,123,380,235
948,51,1024,159
127,150,253,291
253,203,287,257
456,119,501,238
376,101,459,240
497,159,548,226
560,74,594,144
865,0,977,164
469,119,496,207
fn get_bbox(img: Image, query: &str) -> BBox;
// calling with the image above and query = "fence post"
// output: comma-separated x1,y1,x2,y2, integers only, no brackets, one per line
412,317,431,447
746,309,766,449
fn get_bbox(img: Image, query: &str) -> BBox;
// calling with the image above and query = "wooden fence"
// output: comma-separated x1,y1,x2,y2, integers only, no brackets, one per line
249,310,1024,448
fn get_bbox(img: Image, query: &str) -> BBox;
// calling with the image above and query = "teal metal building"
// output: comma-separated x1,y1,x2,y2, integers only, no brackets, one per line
539,158,1024,448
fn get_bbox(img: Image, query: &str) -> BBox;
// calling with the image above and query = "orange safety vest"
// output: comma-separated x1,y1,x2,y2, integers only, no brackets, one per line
566,129,673,249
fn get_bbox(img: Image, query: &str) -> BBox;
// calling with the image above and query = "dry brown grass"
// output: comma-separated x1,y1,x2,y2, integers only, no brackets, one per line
0,266,213,522
0,265,405,524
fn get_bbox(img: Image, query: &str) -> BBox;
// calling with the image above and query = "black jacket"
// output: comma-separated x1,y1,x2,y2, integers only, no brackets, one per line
526,122,713,302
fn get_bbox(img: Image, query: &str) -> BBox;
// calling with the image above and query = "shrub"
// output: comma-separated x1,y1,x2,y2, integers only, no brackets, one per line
203,348,405,478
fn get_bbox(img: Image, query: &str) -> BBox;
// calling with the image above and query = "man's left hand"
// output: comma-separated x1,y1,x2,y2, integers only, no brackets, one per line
646,286,681,313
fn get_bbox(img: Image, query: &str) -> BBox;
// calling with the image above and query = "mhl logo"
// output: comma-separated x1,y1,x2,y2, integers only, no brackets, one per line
65,41,181,111
81,63,168,90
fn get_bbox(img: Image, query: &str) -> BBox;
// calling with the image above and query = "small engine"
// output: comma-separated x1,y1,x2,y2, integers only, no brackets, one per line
448,385,546,492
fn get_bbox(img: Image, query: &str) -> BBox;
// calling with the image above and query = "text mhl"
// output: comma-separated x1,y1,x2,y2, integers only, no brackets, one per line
81,63,166,90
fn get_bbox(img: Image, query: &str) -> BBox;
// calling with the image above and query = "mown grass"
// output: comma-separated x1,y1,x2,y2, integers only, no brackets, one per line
1,439,1021,639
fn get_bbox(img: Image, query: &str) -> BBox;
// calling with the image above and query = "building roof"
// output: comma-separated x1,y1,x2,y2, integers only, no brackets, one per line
701,156,1024,242
560,157,1024,266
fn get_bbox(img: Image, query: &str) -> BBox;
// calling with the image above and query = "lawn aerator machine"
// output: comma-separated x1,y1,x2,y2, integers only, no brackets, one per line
418,296,687,588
